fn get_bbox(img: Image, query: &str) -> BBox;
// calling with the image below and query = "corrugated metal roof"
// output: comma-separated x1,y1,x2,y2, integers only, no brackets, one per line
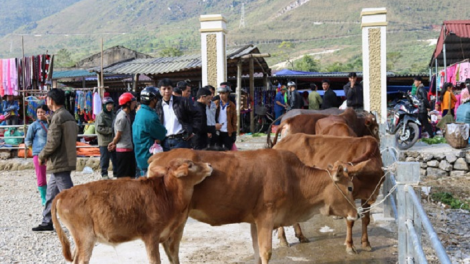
91,45,268,75
52,70,95,79
272,71,420,78
430,20,470,67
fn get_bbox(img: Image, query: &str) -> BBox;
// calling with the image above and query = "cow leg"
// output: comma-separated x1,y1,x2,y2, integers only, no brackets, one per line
143,233,161,264
344,219,357,254
361,201,372,251
256,220,274,264
277,227,289,247
250,223,262,264
293,223,309,243
162,223,186,264
71,232,95,264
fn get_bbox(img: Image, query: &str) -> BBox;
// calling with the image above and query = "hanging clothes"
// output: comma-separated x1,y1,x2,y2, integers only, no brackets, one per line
0,60,3,96
459,62,470,82
92,91,102,118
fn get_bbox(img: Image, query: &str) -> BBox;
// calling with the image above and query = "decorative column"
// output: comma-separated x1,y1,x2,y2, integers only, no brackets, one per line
200,14,227,88
361,8,387,123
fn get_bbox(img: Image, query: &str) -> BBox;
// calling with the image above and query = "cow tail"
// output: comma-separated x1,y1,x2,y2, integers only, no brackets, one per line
52,198,73,262
271,122,286,147
266,114,284,148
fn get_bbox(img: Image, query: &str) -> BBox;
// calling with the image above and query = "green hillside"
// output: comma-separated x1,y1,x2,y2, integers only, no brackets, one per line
0,0,468,73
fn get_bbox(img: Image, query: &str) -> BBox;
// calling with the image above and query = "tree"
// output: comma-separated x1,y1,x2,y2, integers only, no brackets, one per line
55,48,75,68
324,62,345,72
159,47,183,57
277,41,295,69
387,51,403,71
294,55,320,72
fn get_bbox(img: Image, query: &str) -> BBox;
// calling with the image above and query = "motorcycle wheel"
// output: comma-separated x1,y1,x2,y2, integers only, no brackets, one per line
395,122,419,150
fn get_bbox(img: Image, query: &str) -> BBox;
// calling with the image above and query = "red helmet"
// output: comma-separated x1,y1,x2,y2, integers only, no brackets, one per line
118,92,135,106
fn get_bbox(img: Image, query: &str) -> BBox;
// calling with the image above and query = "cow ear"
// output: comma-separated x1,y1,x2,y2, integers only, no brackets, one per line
148,165,166,178
171,159,192,178
348,160,370,177
333,163,344,182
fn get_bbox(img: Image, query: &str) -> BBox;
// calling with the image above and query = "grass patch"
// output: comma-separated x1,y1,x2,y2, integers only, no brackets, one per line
431,192,470,210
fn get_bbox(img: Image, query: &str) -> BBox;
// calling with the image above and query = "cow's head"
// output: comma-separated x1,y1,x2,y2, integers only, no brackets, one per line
324,161,358,221
364,113,380,141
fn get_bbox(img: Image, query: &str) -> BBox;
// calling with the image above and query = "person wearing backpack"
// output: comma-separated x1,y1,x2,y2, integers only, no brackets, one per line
25,105,49,206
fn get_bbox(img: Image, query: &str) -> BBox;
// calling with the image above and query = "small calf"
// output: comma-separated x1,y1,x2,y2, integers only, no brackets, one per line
52,159,212,264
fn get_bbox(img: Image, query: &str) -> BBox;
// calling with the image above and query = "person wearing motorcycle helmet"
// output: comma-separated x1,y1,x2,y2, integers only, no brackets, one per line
108,92,137,177
95,97,117,179
287,81,302,110
414,76,434,138
132,87,167,177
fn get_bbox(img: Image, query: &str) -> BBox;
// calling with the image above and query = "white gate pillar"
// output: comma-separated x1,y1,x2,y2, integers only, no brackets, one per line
361,8,387,123
200,14,227,88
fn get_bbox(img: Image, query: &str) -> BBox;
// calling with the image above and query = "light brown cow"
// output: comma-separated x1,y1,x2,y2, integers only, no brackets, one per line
267,108,380,147
273,134,384,254
147,148,368,264
51,159,213,264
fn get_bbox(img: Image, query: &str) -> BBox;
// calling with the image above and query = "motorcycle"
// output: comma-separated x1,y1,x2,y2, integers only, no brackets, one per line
387,91,422,150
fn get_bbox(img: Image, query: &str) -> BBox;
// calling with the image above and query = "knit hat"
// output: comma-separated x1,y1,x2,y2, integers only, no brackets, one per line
461,88,470,103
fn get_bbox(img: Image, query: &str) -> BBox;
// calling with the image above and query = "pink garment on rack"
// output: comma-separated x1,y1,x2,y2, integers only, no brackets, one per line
0,60,3,97
10,59,18,96
2,60,7,96
446,64,457,85
459,62,470,83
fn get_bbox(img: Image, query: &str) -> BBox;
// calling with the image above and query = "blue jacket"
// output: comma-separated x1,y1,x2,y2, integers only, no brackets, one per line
2,100,19,116
132,105,167,170
25,120,48,156
274,92,286,113
456,102,470,124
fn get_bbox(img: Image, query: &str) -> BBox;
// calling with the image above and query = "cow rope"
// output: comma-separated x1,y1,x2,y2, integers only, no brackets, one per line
322,168,365,219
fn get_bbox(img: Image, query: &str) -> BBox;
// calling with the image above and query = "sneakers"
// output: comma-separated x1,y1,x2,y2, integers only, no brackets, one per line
32,223,54,232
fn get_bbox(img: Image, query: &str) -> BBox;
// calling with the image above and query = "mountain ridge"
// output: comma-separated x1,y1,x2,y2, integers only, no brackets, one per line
0,0,468,73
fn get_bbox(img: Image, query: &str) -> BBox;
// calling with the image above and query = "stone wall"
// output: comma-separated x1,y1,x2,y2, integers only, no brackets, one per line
400,150,470,178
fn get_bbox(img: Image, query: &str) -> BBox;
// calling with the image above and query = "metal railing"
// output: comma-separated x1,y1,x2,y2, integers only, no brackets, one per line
381,142,452,263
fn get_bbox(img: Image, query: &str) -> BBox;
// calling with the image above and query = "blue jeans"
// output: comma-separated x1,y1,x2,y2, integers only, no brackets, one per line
162,137,191,152
138,168,147,178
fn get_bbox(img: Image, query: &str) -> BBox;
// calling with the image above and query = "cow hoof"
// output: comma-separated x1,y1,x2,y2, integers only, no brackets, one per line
362,244,372,252
346,247,357,255
298,236,309,243
279,240,290,247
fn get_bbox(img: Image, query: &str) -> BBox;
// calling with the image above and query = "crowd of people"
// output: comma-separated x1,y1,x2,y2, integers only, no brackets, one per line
29,78,239,231
273,72,364,124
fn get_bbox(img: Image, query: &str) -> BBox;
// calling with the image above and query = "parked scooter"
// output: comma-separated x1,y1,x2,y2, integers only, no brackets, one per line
387,91,422,150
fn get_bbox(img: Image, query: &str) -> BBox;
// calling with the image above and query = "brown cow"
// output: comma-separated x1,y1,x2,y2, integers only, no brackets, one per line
147,148,368,264
51,159,213,264
267,108,379,147
273,134,384,254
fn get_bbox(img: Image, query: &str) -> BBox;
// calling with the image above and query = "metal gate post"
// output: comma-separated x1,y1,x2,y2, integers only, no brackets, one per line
396,162,421,264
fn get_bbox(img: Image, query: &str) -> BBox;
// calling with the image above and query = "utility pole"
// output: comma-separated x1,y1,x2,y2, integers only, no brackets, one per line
239,3,245,29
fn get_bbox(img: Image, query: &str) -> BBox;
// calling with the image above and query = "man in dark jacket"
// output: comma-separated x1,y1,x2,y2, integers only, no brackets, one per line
287,81,303,110
415,76,434,138
32,88,78,232
156,78,203,151
192,88,212,149
343,72,364,110
321,79,339,109
95,97,116,179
